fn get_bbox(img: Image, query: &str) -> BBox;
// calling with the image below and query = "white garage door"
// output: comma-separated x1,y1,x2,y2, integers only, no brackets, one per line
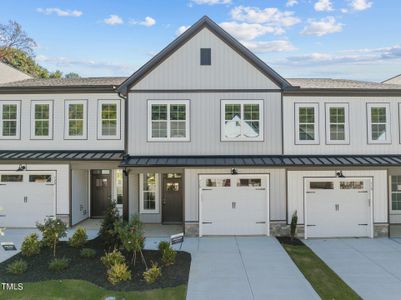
0,171,56,227
305,177,373,238
199,174,269,236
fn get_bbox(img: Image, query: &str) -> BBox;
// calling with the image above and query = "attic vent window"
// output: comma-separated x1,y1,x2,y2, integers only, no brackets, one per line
200,48,211,65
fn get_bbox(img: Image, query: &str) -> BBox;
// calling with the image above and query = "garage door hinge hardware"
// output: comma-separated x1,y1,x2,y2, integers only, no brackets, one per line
358,191,368,193
0,215,5,217
307,224,316,227
358,224,368,226
306,191,315,194
202,188,212,191
256,221,266,224
0,183,5,186
202,222,213,224
255,188,266,190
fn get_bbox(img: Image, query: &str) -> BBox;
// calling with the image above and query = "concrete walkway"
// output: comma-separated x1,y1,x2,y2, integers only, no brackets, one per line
146,236,319,300
305,238,401,300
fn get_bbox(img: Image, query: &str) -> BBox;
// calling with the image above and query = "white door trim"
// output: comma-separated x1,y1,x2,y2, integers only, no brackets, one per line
304,176,374,239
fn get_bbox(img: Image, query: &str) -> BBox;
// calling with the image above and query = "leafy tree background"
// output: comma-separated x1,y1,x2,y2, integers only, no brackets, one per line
0,20,79,79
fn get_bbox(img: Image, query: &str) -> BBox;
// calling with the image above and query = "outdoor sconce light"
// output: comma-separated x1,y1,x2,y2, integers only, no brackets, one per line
336,170,345,178
16,164,26,172
231,168,238,175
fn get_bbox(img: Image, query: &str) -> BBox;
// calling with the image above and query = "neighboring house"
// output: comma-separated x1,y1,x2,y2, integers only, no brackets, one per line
0,61,32,84
383,73,401,85
1,16,401,239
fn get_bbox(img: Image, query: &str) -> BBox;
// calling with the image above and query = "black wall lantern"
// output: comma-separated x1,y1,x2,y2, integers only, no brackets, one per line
231,168,238,175
16,164,26,172
336,170,345,178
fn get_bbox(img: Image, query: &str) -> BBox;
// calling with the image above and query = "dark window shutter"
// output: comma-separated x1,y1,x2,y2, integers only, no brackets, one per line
200,48,211,65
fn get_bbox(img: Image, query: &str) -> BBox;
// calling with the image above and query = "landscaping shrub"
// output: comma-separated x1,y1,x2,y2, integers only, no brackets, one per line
48,257,70,272
99,202,121,250
69,227,88,248
107,262,132,285
143,262,161,284
36,218,67,257
101,249,125,268
290,210,298,241
115,215,146,267
80,248,96,259
161,247,177,266
158,241,170,253
21,233,41,257
6,259,28,274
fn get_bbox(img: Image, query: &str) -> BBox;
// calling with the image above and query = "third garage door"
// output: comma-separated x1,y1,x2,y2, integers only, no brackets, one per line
199,174,269,236
305,178,373,238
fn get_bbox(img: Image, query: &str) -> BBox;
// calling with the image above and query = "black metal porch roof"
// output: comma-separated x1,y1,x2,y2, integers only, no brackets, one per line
0,150,124,161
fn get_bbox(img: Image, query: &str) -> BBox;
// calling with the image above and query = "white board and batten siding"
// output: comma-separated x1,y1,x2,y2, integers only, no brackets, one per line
184,168,287,224
131,28,279,90
287,170,388,225
283,96,401,155
0,93,124,151
71,169,89,225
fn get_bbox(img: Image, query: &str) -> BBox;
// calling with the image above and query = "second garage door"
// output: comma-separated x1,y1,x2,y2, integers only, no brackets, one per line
0,171,56,227
305,177,373,238
199,174,269,236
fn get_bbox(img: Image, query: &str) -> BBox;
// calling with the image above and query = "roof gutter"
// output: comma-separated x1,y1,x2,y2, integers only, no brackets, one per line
283,88,401,97
0,86,118,94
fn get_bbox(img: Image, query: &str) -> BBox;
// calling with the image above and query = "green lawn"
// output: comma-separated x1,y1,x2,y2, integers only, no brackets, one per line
0,279,186,300
282,243,362,300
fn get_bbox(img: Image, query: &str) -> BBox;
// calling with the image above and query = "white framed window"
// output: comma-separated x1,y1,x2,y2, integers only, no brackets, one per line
0,101,20,139
325,103,349,144
221,100,263,141
139,173,160,213
295,103,319,144
31,100,53,139
64,100,87,139
97,99,121,140
367,103,390,144
148,100,190,141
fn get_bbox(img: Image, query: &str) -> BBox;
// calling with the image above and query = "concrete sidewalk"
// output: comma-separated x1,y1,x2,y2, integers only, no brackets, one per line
305,238,401,300
146,236,319,300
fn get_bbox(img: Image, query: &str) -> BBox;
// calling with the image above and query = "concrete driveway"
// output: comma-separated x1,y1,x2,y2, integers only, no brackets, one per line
305,238,401,300
147,236,318,300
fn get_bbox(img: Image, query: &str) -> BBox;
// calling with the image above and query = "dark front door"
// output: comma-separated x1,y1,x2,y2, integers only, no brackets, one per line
162,174,183,224
91,170,112,217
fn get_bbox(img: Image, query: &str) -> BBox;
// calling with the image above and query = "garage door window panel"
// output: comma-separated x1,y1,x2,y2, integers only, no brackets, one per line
31,101,53,139
309,181,334,189
1,174,23,182
29,175,52,183
148,101,189,141
0,101,20,139
391,176,401,211
295,103,319,144
205,178,231,187
367,103,390,144
237,178,262,187
140,173,159,213
221,100,263,141
340,181,364,189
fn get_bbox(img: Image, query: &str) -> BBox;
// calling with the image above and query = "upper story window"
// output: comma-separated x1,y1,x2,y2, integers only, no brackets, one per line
200,48,211,65
221,100,263,141
326,103,349,144
367,103,390,144
31,100,53,139
148,100,190,141
0,101,20,140
65,100,87,139
295,103,319,144
98,99,121,140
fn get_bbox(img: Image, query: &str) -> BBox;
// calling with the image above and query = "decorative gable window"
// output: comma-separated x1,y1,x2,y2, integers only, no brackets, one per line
97,99,121,140
65,100,87,139
221,100,263,141
295,103,319,144
140,173,159,213
31,100,53,139
326,103,349,144
0,101,20,139
200,48,211,65
148,100,190,141
367,103,390,144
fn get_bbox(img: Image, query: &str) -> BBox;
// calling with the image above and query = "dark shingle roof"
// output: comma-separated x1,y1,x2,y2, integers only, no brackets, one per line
0,77,126,88
287,78,401,89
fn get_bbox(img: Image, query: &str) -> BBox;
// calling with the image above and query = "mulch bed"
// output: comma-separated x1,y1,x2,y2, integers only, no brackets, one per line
276,236,304,246
0,237,191,291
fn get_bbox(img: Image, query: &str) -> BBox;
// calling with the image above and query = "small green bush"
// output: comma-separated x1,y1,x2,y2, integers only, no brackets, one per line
99,202,121,250
36,218,67,257
48,257,70,272
143,262,162,284
69,227,88,248
80,248,96,258
7,259,28,274
101,249,125,268
21,233,41,257
290,210,298,241
158,241,170,253
107,262,131,285
161,246,177,266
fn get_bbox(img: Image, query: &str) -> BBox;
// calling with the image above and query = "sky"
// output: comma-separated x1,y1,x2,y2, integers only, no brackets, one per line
1,0,400,82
